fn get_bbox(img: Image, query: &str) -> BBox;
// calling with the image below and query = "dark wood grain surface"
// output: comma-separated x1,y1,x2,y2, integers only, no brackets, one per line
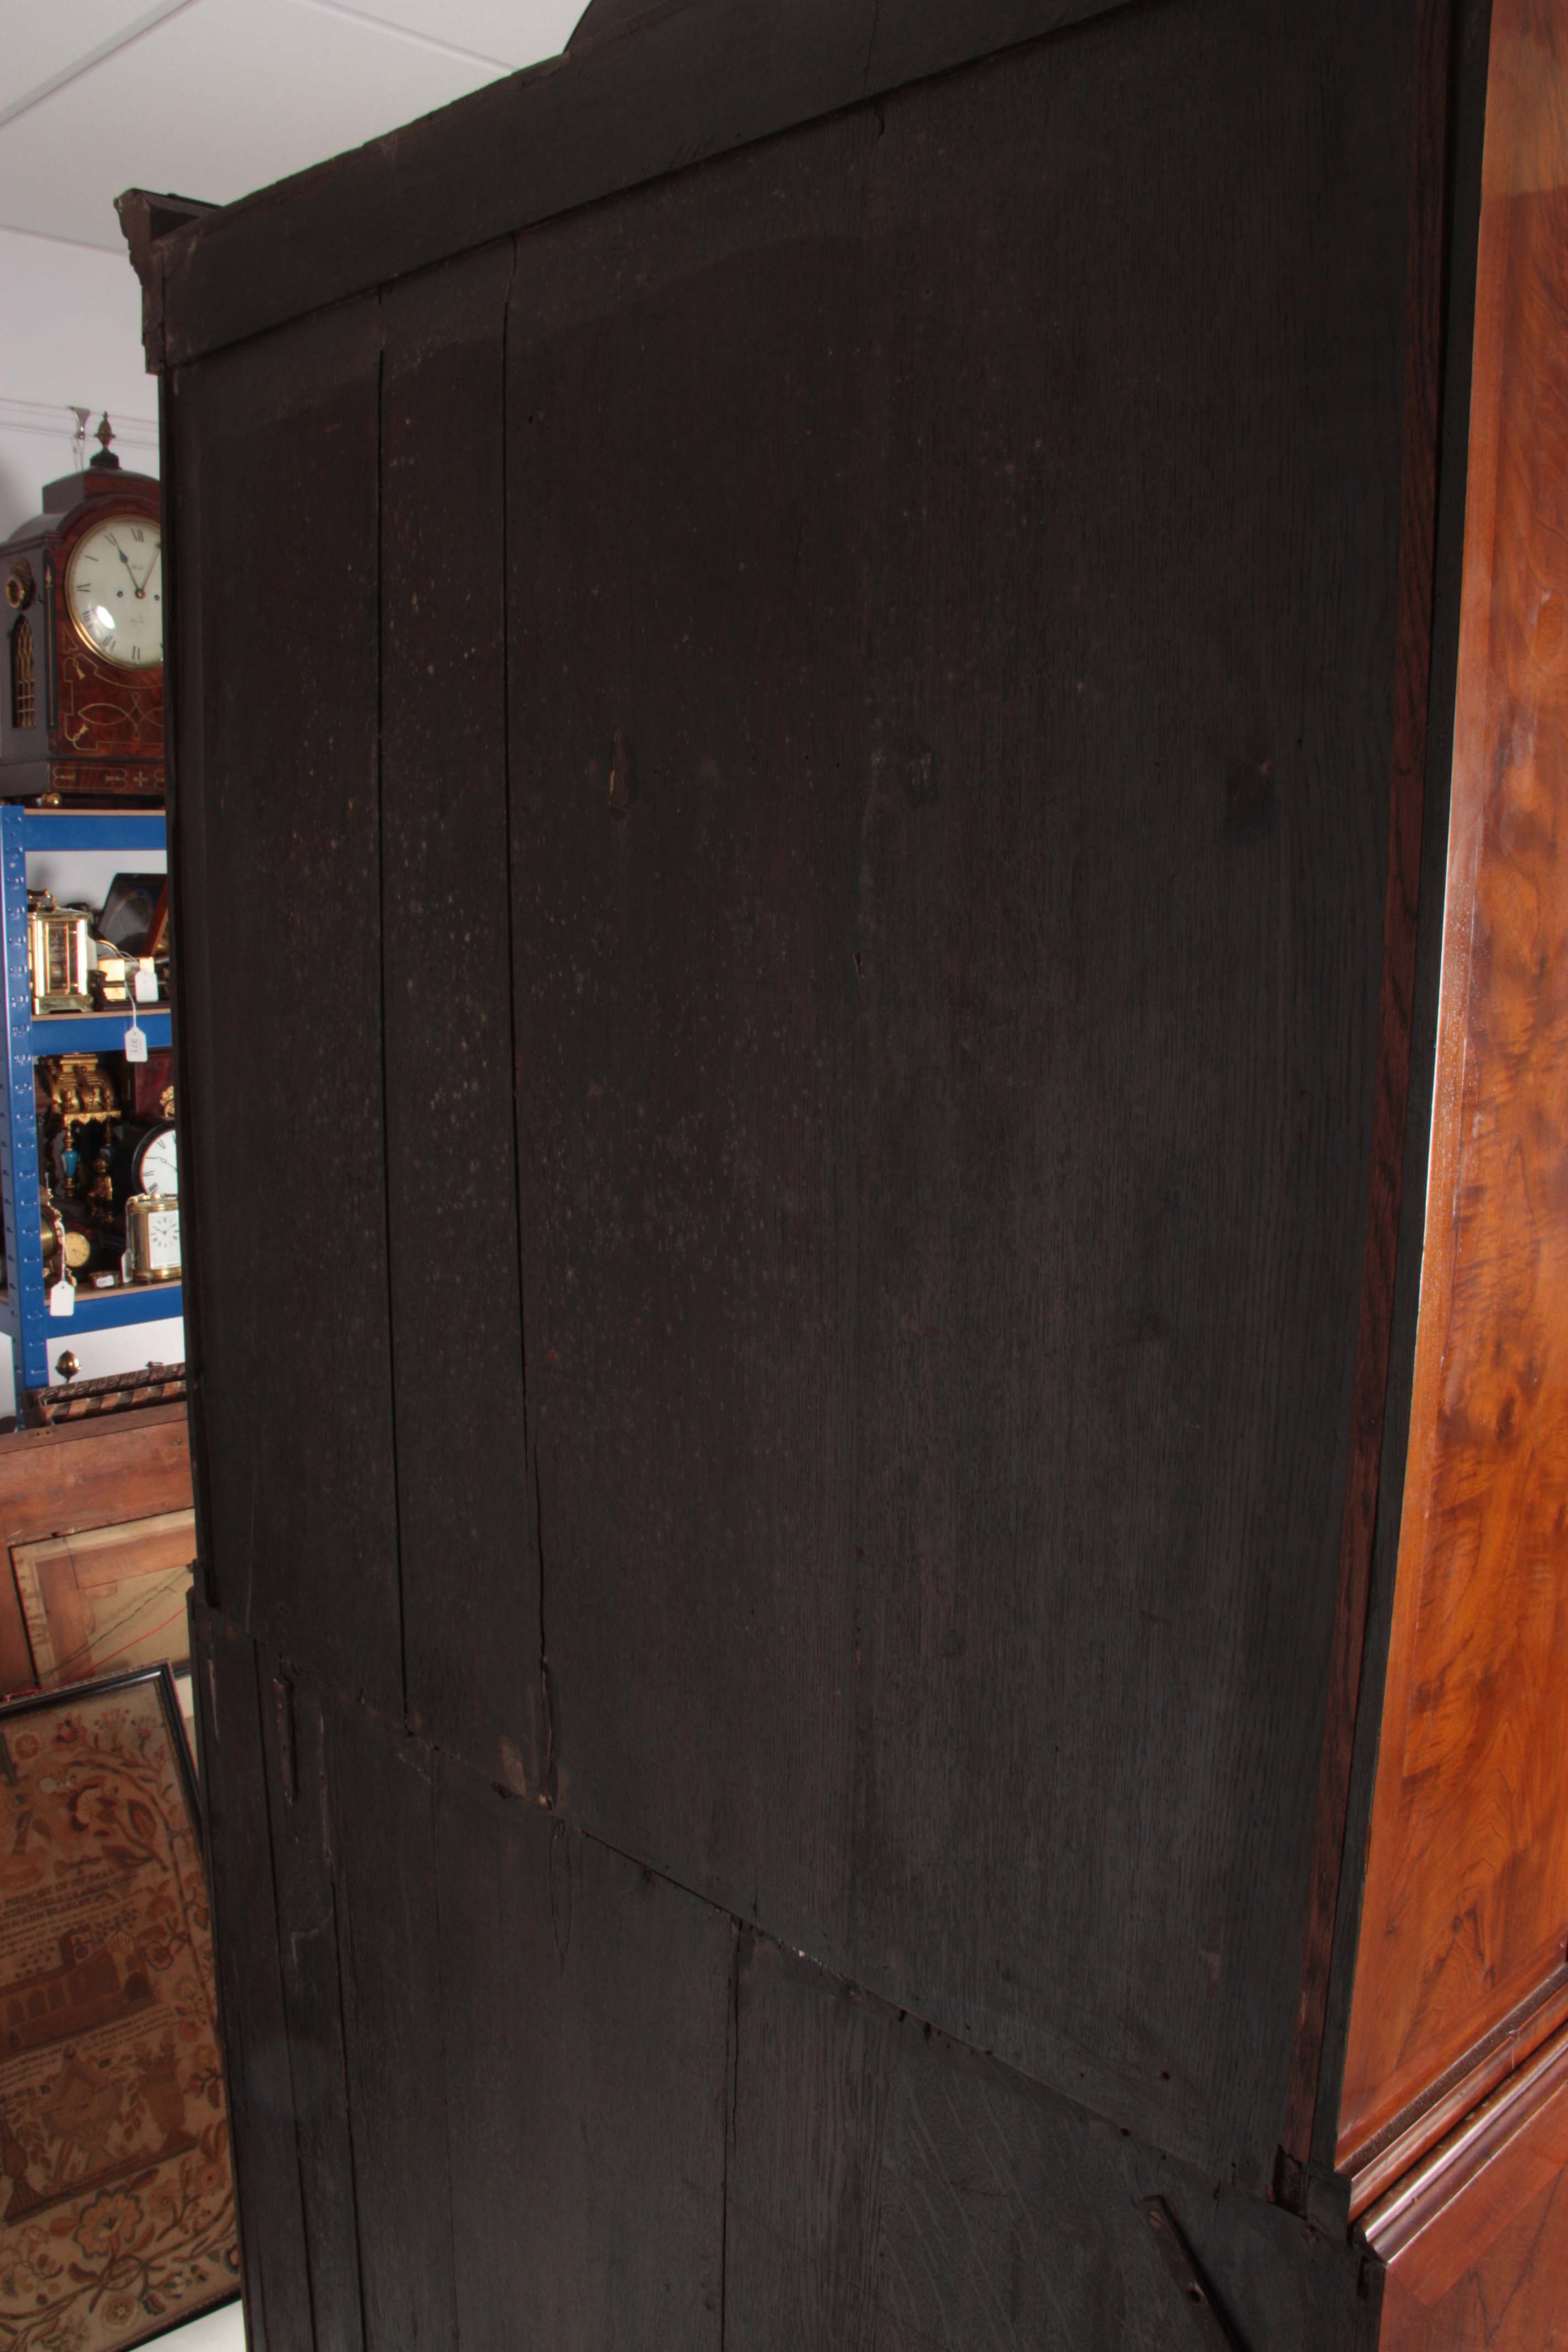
197,1618,734,2352
1340,0,1568,2168
161,353,215,1611
330,1694,458,2348
149,0,1559,2337
507,100,874,1999
1281,0,1457,2170
1308,0,1498,2196
434,1770,732,2350
380,241,543,1785
143,0,1135,371
172,301,402,1713
197,1616,1380,2352
505,0,1411,2190
264,1673,371,2349
192,1606,314,2352
725,1936,1380,2351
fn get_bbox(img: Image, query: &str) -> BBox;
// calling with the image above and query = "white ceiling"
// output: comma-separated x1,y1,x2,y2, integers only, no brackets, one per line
0,0,584,253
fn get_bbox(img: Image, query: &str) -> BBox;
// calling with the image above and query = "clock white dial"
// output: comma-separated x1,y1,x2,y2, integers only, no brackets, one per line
65,514,162,669
134,1125,178,1197
144,1208,181,1271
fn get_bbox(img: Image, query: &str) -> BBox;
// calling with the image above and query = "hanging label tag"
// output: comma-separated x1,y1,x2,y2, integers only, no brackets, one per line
124,1012,148,1064
133,963,157,1004
48,1278,74,1319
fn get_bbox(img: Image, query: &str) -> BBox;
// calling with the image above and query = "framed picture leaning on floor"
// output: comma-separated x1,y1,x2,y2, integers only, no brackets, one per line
0,1665,237,2349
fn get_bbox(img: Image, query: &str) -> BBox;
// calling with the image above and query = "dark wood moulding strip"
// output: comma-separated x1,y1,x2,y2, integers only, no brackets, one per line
1276,0,1456,2169
1344,1968,1568,2222
129,0,1137,369
1360,2008,1568,2261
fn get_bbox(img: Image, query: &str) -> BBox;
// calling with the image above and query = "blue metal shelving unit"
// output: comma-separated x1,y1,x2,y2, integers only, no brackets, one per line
0,805,181,1393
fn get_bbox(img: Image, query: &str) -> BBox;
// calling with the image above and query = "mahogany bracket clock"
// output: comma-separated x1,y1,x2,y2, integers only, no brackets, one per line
1,417,164,802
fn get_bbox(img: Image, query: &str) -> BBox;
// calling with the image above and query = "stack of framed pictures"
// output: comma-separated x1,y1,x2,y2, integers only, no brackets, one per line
9,1515,197,1761
0,1668,236,2347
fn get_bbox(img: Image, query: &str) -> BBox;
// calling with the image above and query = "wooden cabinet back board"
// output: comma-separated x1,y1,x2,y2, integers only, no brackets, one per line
124,0,1568,2343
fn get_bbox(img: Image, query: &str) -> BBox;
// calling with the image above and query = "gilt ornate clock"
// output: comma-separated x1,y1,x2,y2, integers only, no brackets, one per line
1,417,164,802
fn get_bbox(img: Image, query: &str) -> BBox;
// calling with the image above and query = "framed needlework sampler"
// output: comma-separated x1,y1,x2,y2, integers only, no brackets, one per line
0,1667,236,2347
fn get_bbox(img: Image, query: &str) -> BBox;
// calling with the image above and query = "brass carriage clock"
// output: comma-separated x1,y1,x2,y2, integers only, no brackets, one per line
1,417,164,801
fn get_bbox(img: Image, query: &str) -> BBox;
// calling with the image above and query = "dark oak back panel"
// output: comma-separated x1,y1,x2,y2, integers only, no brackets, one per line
154,0,1133,366
144,0,1553,2339
172,302,401,1712
195,1605,1382,2352
509,102,874,1960
381,242,544,1779
508,0,1410,2190
728,1937,1380,2352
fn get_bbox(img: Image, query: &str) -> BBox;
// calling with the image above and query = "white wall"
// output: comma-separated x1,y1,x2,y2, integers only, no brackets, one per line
0,224,156,537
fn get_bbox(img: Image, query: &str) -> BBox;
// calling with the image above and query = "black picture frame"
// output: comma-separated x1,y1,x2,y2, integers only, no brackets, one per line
95,875,166,957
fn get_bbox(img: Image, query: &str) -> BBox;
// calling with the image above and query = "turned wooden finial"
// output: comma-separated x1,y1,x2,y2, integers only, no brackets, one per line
89,412,121,471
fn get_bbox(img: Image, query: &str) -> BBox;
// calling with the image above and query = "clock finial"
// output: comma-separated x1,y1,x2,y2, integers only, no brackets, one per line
88,412,121,472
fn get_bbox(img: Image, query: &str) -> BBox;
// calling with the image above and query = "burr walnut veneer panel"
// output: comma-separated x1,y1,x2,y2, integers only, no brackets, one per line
1369,2027,1568,2349
1340,0,1568,2168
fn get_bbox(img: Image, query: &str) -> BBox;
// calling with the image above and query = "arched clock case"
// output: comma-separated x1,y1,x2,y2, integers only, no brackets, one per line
1,455,164,803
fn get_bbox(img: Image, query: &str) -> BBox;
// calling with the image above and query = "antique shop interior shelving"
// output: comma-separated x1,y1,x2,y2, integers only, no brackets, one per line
0,805,179,1410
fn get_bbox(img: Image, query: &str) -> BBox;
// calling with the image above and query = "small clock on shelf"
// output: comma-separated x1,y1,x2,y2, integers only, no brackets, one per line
1,417,163,803
124,1190,180,1283
40,1211,91,1279
129,1119,177,1199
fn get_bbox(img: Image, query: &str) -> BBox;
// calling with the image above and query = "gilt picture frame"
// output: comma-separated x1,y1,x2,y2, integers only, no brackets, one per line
0,1666,238,2348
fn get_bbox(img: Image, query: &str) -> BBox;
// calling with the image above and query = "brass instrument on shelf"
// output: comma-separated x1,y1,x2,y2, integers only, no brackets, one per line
26,895,91,1016
123,1191,181,1283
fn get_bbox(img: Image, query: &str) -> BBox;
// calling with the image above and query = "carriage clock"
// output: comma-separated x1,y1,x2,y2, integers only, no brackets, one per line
1,417,164,801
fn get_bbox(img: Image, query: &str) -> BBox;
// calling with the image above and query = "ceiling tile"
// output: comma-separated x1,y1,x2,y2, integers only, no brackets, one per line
302,0,582,71
0,228,152,415
0,0,566,251
0,1,179,121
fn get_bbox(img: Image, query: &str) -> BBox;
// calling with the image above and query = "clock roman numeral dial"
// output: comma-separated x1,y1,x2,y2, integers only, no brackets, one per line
63,515,162,670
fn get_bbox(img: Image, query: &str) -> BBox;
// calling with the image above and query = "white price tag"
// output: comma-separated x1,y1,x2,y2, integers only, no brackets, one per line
133,963,157,1004
48,1278,74,1319
124,1013,148,1064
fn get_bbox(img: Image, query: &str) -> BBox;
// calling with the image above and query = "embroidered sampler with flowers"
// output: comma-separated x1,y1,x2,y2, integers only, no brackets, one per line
0,1673,236,2350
